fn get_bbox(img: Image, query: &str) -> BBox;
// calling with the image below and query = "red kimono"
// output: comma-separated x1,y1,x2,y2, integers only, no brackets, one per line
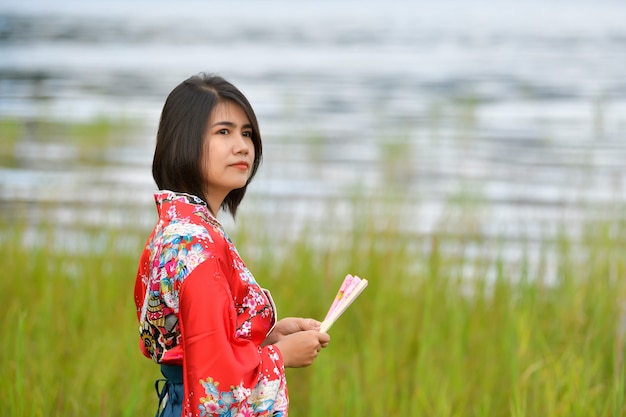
134,191,288,416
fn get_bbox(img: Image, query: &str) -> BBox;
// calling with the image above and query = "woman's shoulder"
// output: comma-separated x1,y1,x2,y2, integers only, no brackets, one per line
160,213,228,254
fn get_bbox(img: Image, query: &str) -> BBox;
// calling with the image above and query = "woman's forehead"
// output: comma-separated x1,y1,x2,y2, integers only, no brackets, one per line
209,101,250,123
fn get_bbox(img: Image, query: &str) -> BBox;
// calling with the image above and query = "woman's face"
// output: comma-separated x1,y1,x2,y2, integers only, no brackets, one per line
201,101,255,210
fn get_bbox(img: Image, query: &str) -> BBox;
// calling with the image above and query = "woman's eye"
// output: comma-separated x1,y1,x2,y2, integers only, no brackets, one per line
242,131,252,137
217,129,228,135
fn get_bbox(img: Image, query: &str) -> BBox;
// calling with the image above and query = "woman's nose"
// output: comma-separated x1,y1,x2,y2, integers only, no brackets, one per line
235,134,250,154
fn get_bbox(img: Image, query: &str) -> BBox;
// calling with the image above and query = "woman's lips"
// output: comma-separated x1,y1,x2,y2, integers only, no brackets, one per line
231,161,250,170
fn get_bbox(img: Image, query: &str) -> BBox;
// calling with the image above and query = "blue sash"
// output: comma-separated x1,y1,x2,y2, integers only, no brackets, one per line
155,365,183,417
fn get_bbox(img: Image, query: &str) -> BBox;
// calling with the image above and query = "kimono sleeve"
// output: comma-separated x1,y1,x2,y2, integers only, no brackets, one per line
179,257,287,416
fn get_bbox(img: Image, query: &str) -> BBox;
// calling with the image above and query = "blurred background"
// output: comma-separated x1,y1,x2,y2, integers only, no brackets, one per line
3,1,626,415
1,0,625,259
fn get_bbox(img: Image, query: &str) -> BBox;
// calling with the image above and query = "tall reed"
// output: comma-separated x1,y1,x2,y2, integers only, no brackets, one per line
2,205,625,416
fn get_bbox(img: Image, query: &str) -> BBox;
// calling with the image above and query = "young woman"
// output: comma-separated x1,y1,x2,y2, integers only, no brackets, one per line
134,74,330,417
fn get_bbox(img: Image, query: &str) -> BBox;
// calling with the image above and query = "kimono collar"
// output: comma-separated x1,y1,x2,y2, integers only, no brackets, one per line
154,191,220,226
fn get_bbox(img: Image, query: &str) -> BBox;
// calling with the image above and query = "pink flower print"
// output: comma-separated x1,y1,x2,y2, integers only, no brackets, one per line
238,270,250,283
235,407,255,417
242,295,258,314
254,292,266,306
202,400,220,414
235,321,252,338
164,259,177,276
237,267,258,285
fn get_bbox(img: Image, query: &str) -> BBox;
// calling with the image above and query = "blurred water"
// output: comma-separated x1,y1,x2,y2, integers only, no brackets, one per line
1,0,625,249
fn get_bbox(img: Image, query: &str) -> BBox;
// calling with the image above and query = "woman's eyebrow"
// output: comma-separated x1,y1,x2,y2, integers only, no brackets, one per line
211,121,236,128
211,121,252,129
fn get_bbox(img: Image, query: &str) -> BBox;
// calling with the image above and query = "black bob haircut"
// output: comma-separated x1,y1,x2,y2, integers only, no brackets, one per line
152,73,262,217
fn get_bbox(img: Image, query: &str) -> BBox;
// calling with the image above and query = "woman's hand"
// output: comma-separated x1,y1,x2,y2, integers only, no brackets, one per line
263,317,323,346
274,330,331,368
264,317,331,368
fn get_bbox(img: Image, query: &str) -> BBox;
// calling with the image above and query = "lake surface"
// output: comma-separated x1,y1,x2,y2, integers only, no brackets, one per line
1,0,625,251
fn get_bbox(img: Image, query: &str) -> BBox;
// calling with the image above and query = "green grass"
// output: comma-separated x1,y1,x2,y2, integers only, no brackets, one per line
2,207,626,416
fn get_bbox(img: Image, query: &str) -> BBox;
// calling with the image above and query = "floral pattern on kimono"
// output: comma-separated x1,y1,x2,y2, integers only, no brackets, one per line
134,191,287,416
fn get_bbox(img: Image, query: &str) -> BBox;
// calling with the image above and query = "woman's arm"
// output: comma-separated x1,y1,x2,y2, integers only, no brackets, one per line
179,259,288,416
